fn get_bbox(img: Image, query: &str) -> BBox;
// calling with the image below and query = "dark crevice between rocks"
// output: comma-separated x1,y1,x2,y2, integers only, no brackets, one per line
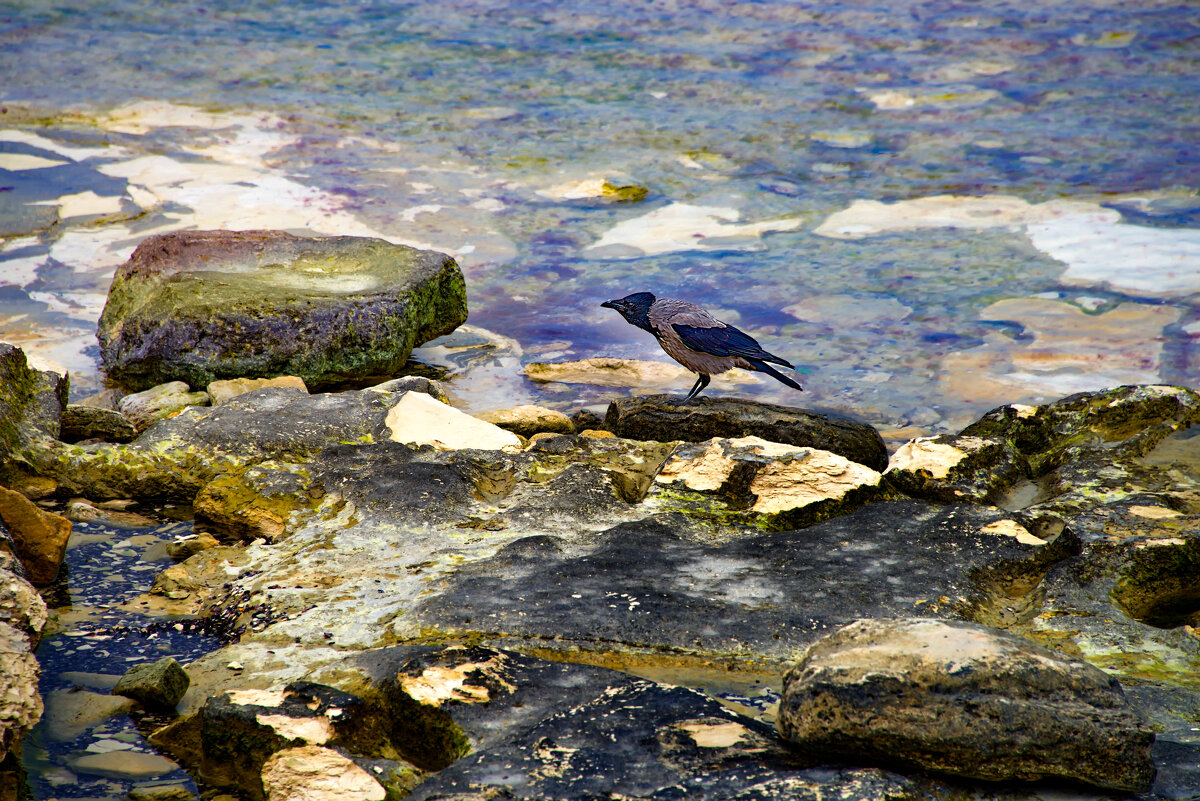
460,456,519,503
960,516,1082,630
1111,538,1200,630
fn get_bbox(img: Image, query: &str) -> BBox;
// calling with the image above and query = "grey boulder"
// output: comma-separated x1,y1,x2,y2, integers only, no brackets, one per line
777,617,1156,792
113,656,191,710
605,394,888,471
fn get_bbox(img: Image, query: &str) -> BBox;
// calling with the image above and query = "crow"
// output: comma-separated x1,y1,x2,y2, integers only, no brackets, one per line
601,291,803,401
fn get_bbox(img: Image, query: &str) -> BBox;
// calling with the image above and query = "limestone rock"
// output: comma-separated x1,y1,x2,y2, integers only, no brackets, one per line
117,381,210,433
74,387,125,410
569,408,605,432
606,394,888,471
59,404,139,443
410,500,1077,666
385,391,521,451
208,376,308,406
537,177,649,203
0,484,72,584
151,565,202,601
777,617,1156,792
0,566,48,641
649,436,884,529
113,656,191,710
961,384,1200,472
186,682,400,799
167,645,914,801
20,385,411,503
262,746,386,801
476,404,575,437
43,687,135,742
382,646,916,801
0,621,42,759
97,230,468,391
367,375,450,404
63,497,157,527
885,433,1026,503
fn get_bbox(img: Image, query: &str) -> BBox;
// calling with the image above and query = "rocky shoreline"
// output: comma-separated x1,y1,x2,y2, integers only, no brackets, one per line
1,232,1199,800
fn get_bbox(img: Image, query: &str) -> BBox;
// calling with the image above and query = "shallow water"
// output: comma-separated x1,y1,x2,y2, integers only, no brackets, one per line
3,0,1199,434
22,515,219,799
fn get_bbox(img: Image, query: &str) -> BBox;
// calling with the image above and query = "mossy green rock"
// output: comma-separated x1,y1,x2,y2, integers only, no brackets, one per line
0,343,66,463
113,656,191,710
97,230,468,391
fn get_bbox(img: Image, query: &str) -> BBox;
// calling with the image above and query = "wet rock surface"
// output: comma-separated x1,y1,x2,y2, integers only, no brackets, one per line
778,617,1155,792
96,230,469,391
4,339,1200,800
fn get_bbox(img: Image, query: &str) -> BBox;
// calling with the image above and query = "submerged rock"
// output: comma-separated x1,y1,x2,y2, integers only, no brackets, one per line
67,750,181,780
778,618,1156,792
97,230,468,391
606,395,888,472
43,687,135,742
525,356,758,392
113,656,191,710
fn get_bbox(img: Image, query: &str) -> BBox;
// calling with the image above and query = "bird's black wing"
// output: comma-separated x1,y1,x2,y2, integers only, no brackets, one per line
671,323,794,368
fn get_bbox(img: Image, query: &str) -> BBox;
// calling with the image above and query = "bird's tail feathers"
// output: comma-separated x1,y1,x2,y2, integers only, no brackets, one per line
748,359,804,391
758,352,795,369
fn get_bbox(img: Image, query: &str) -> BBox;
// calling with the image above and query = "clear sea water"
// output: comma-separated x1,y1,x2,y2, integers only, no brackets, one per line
2,0,1199,435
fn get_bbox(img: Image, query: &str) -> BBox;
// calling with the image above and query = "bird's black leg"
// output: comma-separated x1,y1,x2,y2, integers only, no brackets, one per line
684,373,710,401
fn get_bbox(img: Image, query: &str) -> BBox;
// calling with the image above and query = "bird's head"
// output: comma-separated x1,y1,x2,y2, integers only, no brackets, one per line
601,292,656,332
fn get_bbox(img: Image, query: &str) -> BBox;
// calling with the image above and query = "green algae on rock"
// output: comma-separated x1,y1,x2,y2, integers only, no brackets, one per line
97,230,468,391
0,343,66,463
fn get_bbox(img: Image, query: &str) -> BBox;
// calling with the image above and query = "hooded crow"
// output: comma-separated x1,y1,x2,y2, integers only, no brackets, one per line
601,291,803,401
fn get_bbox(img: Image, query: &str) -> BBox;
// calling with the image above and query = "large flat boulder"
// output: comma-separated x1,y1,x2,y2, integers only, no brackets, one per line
605,395,888,471
97,230,467,391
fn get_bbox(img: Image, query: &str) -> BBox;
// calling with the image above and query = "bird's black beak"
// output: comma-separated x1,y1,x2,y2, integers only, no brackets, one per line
601,299,620,310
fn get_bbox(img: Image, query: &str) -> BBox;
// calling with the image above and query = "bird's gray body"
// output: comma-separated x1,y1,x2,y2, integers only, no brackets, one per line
601,291,803,400
646,299,753,377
